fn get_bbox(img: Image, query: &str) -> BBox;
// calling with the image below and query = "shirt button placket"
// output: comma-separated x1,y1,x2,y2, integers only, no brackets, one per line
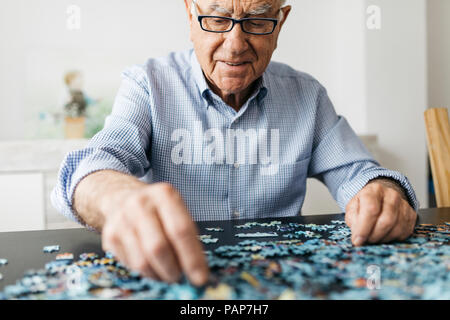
230,161,241,220
228,120,241,220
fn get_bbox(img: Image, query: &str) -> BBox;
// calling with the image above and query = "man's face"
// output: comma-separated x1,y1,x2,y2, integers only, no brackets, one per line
185,0,291,97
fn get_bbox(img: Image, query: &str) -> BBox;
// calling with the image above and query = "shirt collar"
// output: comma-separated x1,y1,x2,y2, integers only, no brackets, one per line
190,49,211,100
189,49,268,107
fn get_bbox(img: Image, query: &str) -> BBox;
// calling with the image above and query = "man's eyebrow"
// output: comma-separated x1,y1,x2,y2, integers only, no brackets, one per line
247,3,273,15
209,4,233,15
208,3,273,16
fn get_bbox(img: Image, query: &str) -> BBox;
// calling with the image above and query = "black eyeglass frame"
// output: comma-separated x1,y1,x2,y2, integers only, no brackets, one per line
197,15,279,35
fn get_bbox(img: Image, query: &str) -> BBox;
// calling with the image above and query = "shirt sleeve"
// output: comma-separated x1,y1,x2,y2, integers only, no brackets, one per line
307,86,419,212
51,65,152,227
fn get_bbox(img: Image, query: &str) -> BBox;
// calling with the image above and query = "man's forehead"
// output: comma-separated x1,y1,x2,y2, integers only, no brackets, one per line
198,0,278,14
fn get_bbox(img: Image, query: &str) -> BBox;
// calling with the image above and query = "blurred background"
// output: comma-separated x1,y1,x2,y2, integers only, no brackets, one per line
0,0,448,231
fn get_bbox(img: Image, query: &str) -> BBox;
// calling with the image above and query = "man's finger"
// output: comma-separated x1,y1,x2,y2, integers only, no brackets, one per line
120,226,153,276
134,205,182,283
154,185,209,286
379,218,404,243
345,197,359,228
141,265,160,281
380,201,416,243
367,191,400,243
351,191,383,246
102,213,130,267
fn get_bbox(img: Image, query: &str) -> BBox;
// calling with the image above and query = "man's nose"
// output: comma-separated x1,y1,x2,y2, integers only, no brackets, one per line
222,22,249,56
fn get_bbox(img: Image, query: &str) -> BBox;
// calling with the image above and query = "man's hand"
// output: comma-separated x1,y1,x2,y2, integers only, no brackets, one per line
100,182,209,286
345,178,417,246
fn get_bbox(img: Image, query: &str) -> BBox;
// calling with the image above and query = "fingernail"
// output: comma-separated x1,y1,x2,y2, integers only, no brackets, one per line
192,269,207,286
354,236,366,246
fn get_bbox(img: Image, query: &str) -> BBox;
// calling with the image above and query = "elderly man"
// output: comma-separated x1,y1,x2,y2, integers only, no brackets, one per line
52,0,419,287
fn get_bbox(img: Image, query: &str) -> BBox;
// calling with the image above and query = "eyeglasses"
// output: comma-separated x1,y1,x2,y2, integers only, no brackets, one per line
191,0,280,35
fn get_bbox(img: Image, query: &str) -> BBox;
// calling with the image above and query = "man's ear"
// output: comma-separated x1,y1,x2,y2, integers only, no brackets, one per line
184,0,193,22
279,5,292,29
273,5,292,51
184,0,194,42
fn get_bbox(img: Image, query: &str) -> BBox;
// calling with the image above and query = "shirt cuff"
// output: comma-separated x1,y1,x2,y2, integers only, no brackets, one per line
338,168,420,212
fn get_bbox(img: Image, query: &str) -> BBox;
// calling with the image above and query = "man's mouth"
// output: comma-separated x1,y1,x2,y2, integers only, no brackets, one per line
224,62,247,66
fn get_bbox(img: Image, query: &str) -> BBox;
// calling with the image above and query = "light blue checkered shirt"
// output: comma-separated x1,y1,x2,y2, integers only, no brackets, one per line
51,49,418,225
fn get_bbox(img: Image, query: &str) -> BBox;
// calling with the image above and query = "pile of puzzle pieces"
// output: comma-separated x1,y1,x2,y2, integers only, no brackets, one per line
1,220,449,300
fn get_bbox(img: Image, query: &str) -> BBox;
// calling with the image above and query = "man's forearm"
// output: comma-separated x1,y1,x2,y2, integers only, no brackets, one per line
73,170,147,231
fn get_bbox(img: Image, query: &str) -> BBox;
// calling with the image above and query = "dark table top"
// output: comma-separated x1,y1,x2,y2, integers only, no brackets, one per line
1,207,449,291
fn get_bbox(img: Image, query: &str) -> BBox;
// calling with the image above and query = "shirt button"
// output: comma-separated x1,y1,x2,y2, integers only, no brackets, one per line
233,211,240,218
234,163,240,169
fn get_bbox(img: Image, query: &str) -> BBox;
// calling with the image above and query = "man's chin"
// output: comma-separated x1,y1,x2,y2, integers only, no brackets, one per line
216,80,253,95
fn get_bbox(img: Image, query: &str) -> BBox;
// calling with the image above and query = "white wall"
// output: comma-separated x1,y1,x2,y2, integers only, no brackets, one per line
365,0,428,208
